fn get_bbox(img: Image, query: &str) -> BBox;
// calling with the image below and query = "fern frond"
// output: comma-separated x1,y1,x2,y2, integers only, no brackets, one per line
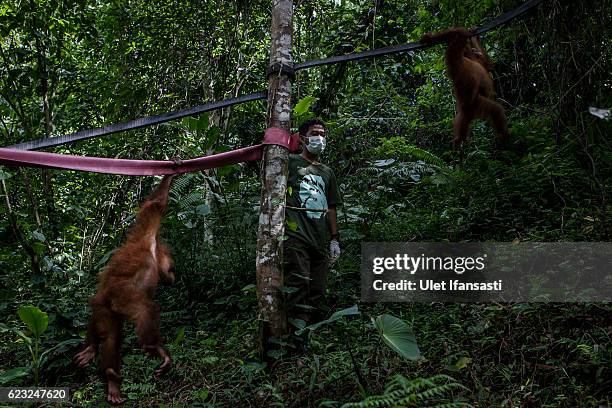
377,136,445,167
430,403,473,408
399,145,444,167
170,172,193,194
341,374,472,408
178,192,205,210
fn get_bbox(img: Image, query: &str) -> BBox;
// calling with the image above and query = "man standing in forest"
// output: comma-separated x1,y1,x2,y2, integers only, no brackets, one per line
284,119,341,346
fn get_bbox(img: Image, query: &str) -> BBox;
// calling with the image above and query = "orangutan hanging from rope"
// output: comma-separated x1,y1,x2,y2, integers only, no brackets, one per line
421,27,509,149
75,174,176,405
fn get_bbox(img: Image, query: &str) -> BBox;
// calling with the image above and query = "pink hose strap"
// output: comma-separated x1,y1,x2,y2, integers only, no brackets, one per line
0,127,295,176
263,127,301,152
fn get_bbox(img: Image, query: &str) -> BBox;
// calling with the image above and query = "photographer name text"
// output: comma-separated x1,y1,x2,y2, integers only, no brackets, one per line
372,279,503,291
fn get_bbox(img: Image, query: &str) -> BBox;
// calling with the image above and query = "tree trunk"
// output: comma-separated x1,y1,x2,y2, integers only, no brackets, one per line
256,0,293,356
1,180,41,276
31,2,58,237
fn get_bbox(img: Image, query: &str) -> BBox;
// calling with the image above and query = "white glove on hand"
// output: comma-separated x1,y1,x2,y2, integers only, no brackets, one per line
329,239,341,262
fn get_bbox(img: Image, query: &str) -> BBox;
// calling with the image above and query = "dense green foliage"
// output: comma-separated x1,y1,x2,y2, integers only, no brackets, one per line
1,0,610,406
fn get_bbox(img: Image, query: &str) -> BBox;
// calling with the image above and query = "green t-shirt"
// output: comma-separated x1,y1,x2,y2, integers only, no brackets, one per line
286,154,341,251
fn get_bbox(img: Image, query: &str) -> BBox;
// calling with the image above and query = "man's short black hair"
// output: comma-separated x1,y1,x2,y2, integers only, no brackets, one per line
298,119,326,136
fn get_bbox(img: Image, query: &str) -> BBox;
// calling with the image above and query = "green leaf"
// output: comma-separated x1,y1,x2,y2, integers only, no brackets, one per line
293,96,317,116
173,327,186,345
377,137,444,167
0,366,31,385
447,356,472,371
286,219,298,232
17,306,48,337
288,318,306,330
0,169,13,180
0,323,32,345
297,305,359,335
279,286,299,294
201,356,218,364
196,389,209,401
0,323,32,344
197,113,210,131
266,348,286,359
373,159,396,167
373,314,420,360
201,125,220,151
196,204,211,216
40,339,83,365
96,249,115,268
182,113,209,132
217,164,238,178
31,231,46,242
241,284,256,292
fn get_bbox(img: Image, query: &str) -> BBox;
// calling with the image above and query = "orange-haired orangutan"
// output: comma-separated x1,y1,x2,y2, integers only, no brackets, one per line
75,174,176,405
421,27,508,149
464,35,493,71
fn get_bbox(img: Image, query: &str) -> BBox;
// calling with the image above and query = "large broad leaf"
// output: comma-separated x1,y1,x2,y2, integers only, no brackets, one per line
296,305,359,335
373,159,396,167
182,113,209,132
0,366,31,385
31,231,46,242
17,306,48,337
373,314,420,360
293,96,317,116
201,125,220,151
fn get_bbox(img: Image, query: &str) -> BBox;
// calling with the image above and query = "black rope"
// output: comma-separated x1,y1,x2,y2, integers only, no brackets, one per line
6,0,544,151
294,42,426,71
294,0,545,71
8,91,268,151
474,0,544,35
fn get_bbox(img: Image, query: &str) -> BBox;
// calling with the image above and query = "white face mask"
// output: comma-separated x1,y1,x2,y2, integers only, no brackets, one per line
306,136,326,155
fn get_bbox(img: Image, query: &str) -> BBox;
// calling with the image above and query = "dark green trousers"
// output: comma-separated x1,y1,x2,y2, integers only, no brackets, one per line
283,237,329,325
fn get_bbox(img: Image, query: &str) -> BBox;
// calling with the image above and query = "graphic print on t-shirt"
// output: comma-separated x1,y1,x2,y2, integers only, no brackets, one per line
298,173,327,219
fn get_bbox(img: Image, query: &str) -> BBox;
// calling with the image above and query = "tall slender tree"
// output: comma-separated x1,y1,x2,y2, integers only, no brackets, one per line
255,0,293,355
